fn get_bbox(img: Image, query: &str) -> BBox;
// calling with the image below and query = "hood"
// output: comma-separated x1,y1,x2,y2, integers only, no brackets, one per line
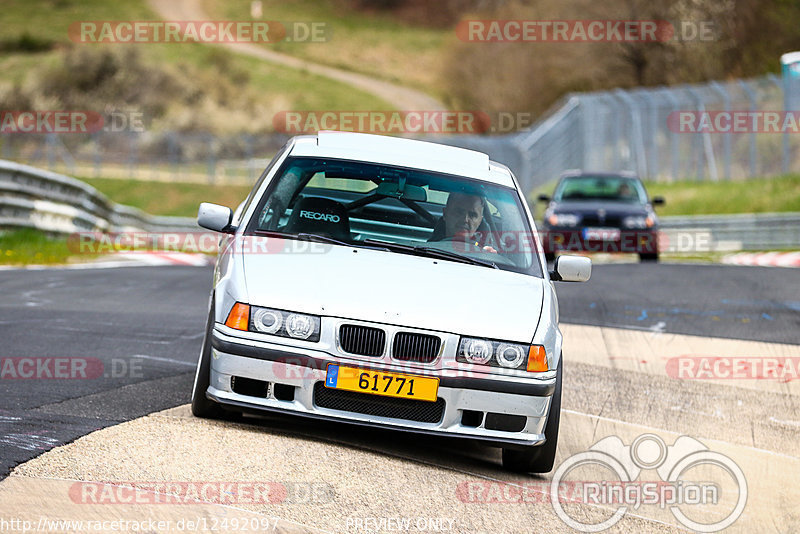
239,236,544,343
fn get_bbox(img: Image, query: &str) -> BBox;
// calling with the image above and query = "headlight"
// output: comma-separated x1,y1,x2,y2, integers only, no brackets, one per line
457,337,547,372
252,308,282,334
285,313,315,339
243,304,321,342
462,339,492,364
547,213,581,227
496,343,525,368
623,215,655,229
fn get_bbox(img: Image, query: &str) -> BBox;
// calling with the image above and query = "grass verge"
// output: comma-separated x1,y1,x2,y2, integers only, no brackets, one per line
0,228,97,266
80,177,253,217
205,0,450,99
643,175,800,216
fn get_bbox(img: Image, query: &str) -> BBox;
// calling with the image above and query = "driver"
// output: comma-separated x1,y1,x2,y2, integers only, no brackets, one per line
617,182,634,199
435,192,497,253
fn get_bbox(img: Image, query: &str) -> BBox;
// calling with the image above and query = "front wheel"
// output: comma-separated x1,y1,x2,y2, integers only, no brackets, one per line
191,297,224,418
502,363,562,473
639,252,659,262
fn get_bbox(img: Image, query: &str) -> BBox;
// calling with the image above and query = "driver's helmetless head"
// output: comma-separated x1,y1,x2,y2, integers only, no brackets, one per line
443,192,484,237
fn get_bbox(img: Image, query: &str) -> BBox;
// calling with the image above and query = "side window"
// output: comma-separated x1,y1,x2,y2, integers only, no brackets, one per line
232,142,291,226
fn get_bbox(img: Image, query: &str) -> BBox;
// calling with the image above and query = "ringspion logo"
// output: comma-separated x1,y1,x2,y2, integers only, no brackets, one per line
551,434,747,532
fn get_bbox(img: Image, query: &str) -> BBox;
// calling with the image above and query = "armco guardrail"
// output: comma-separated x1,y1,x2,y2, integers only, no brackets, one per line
0,159,196,234
660,213,800,252
2,158,797,252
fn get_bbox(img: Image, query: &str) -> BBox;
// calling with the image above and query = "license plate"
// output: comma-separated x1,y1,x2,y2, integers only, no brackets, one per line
325,364,439,402
583,227,621,241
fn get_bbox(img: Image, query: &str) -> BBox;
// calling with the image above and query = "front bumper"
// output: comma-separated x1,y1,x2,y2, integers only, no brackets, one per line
208,329,556,448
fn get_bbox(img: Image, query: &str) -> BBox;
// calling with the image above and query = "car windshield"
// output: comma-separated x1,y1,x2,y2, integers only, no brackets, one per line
553,176,647,203
246,156,543,277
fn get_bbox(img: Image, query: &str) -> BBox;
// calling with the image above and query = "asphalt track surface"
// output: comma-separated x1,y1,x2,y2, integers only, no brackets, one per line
1,262,797,481
556,263,800,345
0,267,211,479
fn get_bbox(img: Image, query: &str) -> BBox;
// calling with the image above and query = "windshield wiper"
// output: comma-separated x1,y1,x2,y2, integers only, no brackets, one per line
295,232,353,247
414,245,498,269
363,239,497,269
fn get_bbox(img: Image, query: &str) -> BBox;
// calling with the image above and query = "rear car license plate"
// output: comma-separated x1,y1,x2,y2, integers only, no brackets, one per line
325,364,439,402
583,227,621,241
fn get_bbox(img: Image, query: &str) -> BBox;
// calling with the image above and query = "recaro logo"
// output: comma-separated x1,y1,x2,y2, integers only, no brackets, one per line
299,210,340,223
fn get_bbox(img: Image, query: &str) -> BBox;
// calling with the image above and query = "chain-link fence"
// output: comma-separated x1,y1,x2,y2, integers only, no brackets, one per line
441,73,800,194
2,73,800,194
0,131,289,185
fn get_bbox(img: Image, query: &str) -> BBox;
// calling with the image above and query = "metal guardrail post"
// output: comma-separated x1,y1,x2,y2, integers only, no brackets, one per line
710,81,732,180
780,73,791,175
737,80,758,178
764,73,789,175
659,88,680,182
0,133,9,161
128,131,137,179
580,96,592,171
207,134,216,185
686,86,718,181
638,89,660,180
92,131,101,178
608,94,622,170
613,89,647,177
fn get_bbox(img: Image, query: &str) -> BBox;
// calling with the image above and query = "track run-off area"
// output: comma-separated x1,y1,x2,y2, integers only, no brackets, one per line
0,262,798,533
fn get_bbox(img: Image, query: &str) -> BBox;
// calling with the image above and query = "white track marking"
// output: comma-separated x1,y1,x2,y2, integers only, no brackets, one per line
130,354,196,367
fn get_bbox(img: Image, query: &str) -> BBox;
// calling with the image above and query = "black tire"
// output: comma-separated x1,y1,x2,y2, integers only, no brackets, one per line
639,253,659,262
545,252,556,263
502,363,562,473
191,297,224,418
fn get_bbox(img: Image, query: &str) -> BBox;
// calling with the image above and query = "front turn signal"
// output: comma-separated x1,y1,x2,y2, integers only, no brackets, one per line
526,345,548,372
224,302,250,331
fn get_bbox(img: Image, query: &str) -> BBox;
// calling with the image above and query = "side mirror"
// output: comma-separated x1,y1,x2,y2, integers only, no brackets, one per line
550,255,591,282
198,202,235,233
652,196,665,206
537,194,551,203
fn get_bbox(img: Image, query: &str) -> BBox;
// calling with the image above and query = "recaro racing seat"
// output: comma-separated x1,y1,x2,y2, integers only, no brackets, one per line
284,196,351,241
